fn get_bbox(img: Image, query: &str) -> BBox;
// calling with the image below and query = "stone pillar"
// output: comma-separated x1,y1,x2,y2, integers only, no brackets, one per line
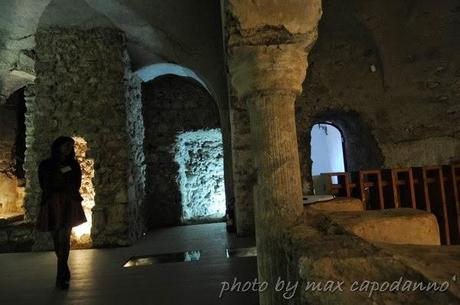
224,1,322,304
230,93,256,235
297,122,314,194
25,28,143,248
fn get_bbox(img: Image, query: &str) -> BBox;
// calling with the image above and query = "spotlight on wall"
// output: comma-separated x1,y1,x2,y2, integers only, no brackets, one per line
174,129,226,223
71,137,95,247
0,174,24,220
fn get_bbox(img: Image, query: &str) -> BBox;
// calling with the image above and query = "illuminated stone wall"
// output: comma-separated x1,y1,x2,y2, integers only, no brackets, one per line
0,89,26,217
71,137,94,247
125,73,146,241
175,129,225,223
25,28,144,248
0,100,16,176
142,75,220,228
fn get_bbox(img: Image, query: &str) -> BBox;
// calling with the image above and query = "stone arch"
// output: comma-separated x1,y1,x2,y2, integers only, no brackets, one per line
300,110,385,191
311,110,384,171
135,63,217,103
298,109,385,194
310,122,347,174
141,73,224,229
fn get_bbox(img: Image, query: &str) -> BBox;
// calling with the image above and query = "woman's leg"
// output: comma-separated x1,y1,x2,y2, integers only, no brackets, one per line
52,230,63,282
58,227,72,280
55,227,72,288
52,230,59,258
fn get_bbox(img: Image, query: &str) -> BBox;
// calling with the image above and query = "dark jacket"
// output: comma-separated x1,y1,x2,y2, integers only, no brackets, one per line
38,158,83,205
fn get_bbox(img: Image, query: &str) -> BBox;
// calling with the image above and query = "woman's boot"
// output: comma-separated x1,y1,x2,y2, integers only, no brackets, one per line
55,259,69,289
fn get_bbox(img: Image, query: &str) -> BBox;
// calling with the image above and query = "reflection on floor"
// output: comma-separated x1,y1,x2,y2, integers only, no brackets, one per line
123,250,202,267
0,222,258,305
226,247,257,258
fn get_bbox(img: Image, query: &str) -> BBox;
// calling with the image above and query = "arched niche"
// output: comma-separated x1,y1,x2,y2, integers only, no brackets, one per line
141,74,224,229
311,110,384,173
310,122,346,176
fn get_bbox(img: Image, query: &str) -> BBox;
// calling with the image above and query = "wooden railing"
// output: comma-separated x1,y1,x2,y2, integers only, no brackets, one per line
318,165,460,245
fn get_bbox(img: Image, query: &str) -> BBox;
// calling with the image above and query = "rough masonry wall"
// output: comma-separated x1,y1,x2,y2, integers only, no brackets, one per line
175,129,225,223
142,75,220,229
26,28,137,248
0,96,18,176
296,0,460,191
229,93,255,235
0,89,26,215
124,71,146,241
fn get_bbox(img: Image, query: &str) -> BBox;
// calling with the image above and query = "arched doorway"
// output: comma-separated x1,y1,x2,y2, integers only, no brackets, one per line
141,72,224,229
310,110,384,172
310,123,346,185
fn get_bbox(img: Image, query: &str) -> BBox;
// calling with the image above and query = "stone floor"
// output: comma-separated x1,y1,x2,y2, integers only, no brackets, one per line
0,223,259,305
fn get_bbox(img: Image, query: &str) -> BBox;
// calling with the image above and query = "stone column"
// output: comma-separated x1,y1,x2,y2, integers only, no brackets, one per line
26,28,141,248
297,121,315,194
230,93,256,235
224,1,322,304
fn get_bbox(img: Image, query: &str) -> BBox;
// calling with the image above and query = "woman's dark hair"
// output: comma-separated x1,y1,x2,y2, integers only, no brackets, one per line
51,136,76,162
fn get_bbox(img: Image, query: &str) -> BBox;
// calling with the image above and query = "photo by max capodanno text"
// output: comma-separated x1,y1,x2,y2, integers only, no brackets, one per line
219,276,456,300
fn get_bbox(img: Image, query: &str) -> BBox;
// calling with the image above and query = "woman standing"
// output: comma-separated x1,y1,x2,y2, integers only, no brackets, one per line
36,136,87,289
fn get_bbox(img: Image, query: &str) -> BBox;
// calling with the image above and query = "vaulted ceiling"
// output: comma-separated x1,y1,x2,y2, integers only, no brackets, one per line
0,0,226,104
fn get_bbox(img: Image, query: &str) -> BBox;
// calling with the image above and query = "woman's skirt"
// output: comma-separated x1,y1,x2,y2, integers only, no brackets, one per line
36,192,87,232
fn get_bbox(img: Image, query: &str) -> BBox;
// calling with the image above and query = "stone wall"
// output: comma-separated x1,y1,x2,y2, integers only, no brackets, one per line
175,129,226,223
296,0,460,191
124,70,146,241
26,27,140,248
229,93,256,236
142,75,220,229
0,95,17,176
0,88,25,215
